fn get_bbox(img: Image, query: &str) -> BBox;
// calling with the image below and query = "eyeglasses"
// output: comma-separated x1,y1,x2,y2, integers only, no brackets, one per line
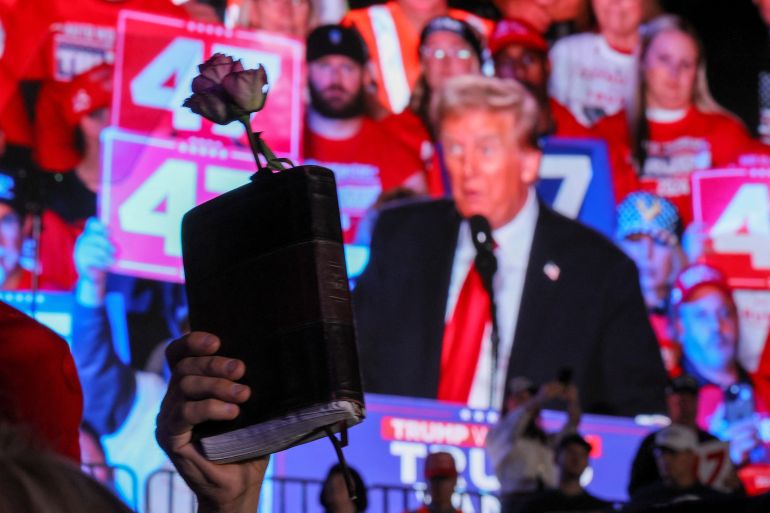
420,47,473,61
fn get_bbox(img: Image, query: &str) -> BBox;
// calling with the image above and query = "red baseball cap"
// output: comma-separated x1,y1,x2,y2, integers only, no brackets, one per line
670,263,732,308
34,64,113,172
489,18,548,55
424,452,458,479
0,301,83,462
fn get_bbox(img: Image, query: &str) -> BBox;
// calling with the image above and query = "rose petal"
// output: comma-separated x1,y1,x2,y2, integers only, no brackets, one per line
199,53,233,71
256,64,267,85
198,53,237,84
183,92,234,124
221,68,269,113
191,75,219,94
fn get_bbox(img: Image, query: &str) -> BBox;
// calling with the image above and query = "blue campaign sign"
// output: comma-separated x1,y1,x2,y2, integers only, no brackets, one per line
538,137,616,239
267,394,655,513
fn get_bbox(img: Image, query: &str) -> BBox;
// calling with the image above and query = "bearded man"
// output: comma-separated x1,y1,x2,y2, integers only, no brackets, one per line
303,24,427,242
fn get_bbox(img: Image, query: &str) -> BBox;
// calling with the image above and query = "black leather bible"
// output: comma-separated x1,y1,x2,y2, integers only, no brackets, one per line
181,165,365,463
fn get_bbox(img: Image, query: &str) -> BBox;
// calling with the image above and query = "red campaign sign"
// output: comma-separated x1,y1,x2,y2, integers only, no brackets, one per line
692,168,770,289
99,128,257,282
380,416,490,448
113,10,304,161
378,415,604,456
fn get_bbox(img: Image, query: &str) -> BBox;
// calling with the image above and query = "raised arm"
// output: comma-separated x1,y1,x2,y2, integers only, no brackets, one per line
156,332,267,513
71,217,135,435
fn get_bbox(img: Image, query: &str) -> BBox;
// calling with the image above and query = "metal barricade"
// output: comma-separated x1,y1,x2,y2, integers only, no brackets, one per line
81,462,140,510
145,468,197,513
143,469,494,513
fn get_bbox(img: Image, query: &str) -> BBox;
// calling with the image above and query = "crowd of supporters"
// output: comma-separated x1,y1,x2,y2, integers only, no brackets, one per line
2,0,770,512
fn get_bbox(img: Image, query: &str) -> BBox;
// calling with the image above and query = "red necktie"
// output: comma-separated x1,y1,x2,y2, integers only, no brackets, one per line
437,263,491,403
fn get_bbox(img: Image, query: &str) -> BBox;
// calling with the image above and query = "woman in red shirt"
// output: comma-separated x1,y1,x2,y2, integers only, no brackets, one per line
595,15,769,224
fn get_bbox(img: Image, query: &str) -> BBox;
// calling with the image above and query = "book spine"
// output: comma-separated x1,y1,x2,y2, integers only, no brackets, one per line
307,174,363,406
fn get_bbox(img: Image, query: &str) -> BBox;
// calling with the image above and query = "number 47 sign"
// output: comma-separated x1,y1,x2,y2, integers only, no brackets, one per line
692,168,770,289
100,129,256,282
102,11,305,282
113,10,304,160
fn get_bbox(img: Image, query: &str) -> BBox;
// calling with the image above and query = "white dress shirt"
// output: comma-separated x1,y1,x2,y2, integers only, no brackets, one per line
444,189,539,409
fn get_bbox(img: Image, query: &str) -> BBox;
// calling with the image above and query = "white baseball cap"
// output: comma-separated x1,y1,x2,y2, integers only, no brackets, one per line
654,424,698,452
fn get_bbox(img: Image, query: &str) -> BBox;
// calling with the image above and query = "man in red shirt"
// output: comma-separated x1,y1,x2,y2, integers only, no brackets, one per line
489,18,587,139
303,24,427,243
672,263,769,464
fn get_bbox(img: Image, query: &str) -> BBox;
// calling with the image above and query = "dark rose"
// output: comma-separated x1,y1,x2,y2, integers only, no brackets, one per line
197,53,243,85
185,54,270,125
191,74,220,94
221,65,269,113
183,91,233,125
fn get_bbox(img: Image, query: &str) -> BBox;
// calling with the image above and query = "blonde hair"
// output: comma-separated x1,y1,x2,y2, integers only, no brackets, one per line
642,16,723,113
0,424,134,513
629,15,730,171
431,75,540,147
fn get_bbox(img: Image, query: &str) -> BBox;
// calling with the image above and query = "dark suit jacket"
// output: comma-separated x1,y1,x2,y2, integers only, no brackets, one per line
353,198,667,416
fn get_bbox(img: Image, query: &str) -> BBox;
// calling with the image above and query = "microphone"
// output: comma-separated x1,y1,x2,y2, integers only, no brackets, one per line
469,215,497,293
468,215,500,408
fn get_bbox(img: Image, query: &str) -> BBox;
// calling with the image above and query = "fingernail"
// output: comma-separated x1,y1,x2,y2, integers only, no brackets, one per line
231,384,247,396
225,404,239,416
203,335,216,348
226,359,238,374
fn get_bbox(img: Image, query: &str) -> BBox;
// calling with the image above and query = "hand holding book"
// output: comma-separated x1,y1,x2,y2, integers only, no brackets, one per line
169,54,364,504
156,332,268,513
179,54,364,464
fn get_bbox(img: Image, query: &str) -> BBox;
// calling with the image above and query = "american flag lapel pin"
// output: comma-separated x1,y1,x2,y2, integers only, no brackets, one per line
543,261,560,282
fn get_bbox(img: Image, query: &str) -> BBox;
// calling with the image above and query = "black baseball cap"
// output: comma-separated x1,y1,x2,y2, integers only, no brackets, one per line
306,25,368,64
420,15,484,63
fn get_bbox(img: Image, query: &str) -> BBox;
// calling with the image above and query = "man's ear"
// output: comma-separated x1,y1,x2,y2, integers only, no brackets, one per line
520,148,542,185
